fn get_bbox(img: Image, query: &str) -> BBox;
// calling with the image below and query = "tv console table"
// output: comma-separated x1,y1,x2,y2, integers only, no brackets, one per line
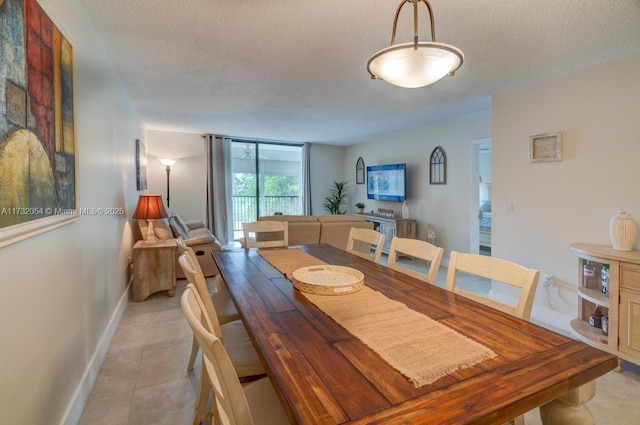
365,214,416,254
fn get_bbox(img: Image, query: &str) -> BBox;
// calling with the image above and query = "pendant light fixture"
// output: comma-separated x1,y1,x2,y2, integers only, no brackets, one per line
367,0,463,88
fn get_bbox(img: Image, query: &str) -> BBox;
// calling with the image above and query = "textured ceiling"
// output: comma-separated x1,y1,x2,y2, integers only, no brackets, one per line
78,0,640,146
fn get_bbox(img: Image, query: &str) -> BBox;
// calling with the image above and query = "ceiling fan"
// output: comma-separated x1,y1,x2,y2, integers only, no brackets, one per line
241,144,252,160
240,143,268,160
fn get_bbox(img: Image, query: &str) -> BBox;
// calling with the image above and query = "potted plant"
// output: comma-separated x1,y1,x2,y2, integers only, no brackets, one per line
323,181,348,214
355,202,365,214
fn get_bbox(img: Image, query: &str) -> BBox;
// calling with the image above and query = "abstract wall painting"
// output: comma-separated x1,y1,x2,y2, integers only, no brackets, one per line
0,0,78,248
136,139,147,191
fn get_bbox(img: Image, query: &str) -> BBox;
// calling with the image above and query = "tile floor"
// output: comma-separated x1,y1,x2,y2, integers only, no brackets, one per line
79,257,640,425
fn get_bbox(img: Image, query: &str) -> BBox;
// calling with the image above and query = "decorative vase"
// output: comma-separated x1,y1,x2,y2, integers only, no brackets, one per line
609,210,637,251
402,201,409,219
358,208,364,214
426,225,436,245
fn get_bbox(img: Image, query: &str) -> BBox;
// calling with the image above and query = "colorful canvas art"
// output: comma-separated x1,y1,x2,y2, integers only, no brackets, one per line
0,0,76,236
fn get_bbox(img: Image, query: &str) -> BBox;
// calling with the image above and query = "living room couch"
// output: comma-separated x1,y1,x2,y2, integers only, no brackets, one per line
257,214,373,250
138,214,222,278
137,213,372,278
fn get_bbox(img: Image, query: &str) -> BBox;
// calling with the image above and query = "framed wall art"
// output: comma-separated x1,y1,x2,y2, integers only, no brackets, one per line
530,132,562,163
0,0,78,248
136,139,148,191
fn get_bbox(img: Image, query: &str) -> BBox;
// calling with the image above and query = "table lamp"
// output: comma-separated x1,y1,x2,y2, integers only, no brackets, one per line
132,195,168,244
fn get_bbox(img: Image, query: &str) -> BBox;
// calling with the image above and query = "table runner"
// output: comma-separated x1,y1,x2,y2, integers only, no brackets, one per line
258,248,497,387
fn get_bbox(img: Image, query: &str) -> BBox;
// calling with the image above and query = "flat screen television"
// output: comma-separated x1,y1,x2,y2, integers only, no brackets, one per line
366,163,407,202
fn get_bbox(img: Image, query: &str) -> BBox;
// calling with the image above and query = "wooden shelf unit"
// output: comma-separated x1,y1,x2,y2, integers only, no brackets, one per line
570,243,640,366
365,214,416,254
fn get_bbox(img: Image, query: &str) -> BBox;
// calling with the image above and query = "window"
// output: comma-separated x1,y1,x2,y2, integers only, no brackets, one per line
230,141,303,240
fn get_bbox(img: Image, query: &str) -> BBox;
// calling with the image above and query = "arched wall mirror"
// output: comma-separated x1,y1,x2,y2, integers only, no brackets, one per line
430,146,447,185
356,157,365,184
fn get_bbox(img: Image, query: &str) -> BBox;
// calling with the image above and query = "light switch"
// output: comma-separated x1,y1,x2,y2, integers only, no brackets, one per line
504,202,513,213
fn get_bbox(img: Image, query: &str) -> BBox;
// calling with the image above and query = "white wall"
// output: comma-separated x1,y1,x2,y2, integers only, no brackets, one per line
0,1,143,424
345,115,492,254
146,130,206,222
310,143,345,215
492,53,640,332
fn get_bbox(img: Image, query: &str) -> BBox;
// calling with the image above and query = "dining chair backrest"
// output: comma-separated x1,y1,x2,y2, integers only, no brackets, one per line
178,252,222,338
445,251,540,320
181,285,255,425
242,221,289,250
177,236,229,294
346,227,386,263
176,237,203,273
386,237,444,285
176,236,188,253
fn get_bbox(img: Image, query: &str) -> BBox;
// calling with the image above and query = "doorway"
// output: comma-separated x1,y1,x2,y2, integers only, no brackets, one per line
468,138,492,255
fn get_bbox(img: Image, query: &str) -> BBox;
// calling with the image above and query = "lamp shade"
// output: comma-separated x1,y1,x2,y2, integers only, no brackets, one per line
132,195,168,220
367,42,463,88
159,158,176,167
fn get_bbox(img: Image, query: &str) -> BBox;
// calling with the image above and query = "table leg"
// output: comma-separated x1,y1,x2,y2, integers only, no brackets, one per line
167,279,176,297
539,381,595,425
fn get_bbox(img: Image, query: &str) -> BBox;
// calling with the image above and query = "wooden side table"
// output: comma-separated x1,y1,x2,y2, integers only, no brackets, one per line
132,239,177,302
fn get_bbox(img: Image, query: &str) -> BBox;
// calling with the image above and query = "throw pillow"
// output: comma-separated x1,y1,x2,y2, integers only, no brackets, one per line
173,213,191,237
169,217,188,239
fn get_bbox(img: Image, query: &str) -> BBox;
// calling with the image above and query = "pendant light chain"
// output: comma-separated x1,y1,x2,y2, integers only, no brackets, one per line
390,0,437,47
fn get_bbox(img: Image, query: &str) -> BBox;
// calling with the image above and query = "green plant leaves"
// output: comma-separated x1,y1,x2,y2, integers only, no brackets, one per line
323,180,348,214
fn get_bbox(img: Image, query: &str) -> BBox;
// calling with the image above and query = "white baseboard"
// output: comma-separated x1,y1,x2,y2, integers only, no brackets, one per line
59,278,132,425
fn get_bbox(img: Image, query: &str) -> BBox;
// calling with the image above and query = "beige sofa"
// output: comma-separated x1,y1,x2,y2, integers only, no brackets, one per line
138,215,222,278
257,215,373,250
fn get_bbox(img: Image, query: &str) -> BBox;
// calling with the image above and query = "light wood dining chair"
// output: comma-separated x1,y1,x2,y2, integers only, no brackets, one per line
242,221,289,250
176,237,227,292
177,252,240,371
181,285,289,425
445,251,540,321
178,253,265,380
345,227,386,263
176,238,238,321
446,252,539,425
386,237,444,285
176,238,240,371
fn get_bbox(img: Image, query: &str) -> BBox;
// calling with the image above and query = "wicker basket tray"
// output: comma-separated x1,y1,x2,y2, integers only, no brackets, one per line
292,265,364,295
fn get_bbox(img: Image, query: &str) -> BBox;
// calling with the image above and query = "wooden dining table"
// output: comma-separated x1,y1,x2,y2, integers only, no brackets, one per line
213,245,617,425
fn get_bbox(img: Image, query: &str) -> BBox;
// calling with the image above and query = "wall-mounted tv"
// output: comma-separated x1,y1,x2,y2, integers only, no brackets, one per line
367,163,407,202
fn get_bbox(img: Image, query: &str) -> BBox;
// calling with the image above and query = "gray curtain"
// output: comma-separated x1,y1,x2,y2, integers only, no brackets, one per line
302,142,312,215
205,134,230,244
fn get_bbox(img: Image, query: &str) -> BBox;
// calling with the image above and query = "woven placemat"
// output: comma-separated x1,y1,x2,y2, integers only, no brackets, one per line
259,249,497,387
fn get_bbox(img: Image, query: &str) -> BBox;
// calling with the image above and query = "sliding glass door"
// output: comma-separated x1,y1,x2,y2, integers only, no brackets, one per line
230,141,303,240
